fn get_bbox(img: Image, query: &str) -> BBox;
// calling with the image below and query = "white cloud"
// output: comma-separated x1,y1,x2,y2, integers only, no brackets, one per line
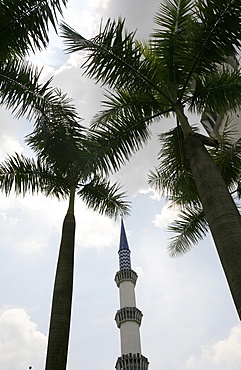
0,135,23,160
0,192,120,254
0,308,46,370
138,188,162,201
75,207,119,249
135,266,144,277
186,325,241,370
153,201,180,229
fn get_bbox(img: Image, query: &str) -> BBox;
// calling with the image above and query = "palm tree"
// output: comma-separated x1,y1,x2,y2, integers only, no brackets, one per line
0,5,129,368
0,109,130,370
60,0,241,319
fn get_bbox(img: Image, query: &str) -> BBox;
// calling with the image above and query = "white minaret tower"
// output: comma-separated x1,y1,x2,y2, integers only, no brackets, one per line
114,219,149,370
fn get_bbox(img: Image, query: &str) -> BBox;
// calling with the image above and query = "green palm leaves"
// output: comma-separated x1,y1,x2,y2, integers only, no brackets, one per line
61,0,241,112
60,0,241,253
168,207,208,257
0,0,69,130
0,154,51,196
0,123,130,217
0,0,67,58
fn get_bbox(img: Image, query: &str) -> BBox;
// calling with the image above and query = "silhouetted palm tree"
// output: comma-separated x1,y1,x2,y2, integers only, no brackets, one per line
60,0,241,318
0,111,129,370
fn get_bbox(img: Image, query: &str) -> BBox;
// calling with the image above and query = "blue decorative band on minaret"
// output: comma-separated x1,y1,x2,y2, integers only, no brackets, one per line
118,219,131,270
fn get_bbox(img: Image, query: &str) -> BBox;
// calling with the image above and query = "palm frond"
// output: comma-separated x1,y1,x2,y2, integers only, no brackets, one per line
87,113,152,174
84,86,173,174
0,0,67,57
148,126,199,205
189,68,241,114
210,119,241,189
180,0,241,98
168,206,209,257
0,153,52,196
60,19,143,89
0,153,72,198
152,0,195,90
0,58,85,135
0,58,52,119
195,0,241,56
77,177,130,219
60,19,173,103
154,0,193,32
92,86,171,129
26,89,85,171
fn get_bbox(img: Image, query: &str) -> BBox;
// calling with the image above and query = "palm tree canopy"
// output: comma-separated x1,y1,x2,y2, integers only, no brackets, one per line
61,0,241,102
0,114,130,218
60,0,241,255
60,0,241,170
0,0,67,58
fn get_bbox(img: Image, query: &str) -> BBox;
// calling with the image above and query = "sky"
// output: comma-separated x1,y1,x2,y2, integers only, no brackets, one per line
0,1,241,370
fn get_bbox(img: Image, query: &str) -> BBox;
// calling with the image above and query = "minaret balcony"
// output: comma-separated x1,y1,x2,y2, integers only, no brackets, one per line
115,307,143,328
115,353,149,370
115,269,138,287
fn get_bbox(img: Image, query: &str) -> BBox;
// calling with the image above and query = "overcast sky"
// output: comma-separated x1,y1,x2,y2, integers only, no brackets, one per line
0,1,241,370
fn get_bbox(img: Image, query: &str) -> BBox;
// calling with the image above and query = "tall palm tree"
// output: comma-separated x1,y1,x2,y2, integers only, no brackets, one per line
0,109,129,370
60,0,241,319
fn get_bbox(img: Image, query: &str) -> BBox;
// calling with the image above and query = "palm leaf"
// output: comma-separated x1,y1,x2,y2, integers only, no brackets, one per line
0,152,78,199
210,120,241,189
77,176,130,219
152,0,195,91
92,85,172,129
148,126,199,205
0,153,54,196
168,206,209,257
189,67,241,114
61,19,144,88
0,0,67,57
0,58,84,133
26,90,85,171
85,84,173,174
60,19,173,103
179,0,241,98
0,58,52,119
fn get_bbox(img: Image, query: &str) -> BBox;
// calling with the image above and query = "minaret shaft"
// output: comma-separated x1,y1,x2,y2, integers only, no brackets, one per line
119,281,136,308
120,321,142,354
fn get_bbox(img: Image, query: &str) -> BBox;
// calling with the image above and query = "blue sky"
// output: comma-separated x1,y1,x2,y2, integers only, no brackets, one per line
0,1,241,369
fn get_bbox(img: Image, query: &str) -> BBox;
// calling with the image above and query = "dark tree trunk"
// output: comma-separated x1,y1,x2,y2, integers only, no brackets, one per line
185,134,241,319
45,211,76,370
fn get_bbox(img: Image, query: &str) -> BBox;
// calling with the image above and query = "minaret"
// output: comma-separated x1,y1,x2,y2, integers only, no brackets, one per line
114,219,149,370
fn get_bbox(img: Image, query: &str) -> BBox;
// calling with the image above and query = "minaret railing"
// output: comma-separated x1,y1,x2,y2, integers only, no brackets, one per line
115,307,143,328
115,353,149,370
115,268,138,287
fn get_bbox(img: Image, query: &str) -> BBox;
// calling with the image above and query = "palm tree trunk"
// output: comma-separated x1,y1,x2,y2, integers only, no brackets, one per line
184,133,241,319
45,188,76,370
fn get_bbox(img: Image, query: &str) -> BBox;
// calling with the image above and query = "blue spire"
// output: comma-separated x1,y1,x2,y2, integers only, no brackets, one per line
118,219,131,269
